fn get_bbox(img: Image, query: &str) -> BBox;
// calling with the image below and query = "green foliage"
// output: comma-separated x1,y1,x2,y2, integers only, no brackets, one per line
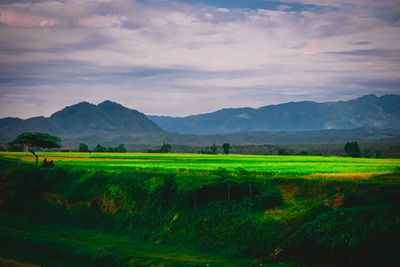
0,156,399,266
148,143,171,153
210,144,218,154
344,141,361,157
6,142,24,152
277,148,289,155
160,143,171,153
10,132,61,149
252,187,283,210
94,144,107,152
222,143,230,155
117,144,127,153
295,203,400,266
79,143,89,152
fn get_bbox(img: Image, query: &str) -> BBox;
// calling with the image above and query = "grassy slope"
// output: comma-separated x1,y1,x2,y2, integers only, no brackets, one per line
0,154,399,266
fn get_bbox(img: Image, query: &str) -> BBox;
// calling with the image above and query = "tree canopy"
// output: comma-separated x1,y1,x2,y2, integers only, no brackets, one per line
9,132,61,166
160,143,171,153
222,143,230,154
344,141,361,157
79,143,89,152
210,144,218,154
11,132,61,149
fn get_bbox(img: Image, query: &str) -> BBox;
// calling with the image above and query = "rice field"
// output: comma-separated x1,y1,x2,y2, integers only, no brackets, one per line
2,151,399,178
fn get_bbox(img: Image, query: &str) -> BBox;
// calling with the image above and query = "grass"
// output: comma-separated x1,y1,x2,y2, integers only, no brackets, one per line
0,153,399,266
1,213,279,267
2,152,399,178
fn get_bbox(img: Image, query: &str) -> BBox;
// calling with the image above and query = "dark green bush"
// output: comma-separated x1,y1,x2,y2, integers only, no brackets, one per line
296,204,400,266
252,187,283,210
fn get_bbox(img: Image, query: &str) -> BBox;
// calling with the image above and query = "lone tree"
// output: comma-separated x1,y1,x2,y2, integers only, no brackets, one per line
118,144,127,153
222,143,231,155
160,143,171,153
79,143,89,152
9,132,61,167
210,144,218,154
344,141,361,157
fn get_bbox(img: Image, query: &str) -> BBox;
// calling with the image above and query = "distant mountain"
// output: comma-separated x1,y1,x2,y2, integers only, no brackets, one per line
148,94,400,134
1,96,400,146
0,101,163,144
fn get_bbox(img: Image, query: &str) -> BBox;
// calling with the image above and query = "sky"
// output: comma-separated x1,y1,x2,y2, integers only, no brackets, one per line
0,0,399,119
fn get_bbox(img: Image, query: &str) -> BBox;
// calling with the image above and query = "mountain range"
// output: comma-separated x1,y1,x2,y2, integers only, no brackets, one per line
0,95,399,146
148,94,400,134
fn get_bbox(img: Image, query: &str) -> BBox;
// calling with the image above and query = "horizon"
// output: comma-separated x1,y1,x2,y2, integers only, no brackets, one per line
0,0,399,119
0,93,395,120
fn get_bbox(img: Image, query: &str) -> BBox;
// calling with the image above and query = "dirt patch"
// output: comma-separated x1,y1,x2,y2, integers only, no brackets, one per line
0,256,41,267
306,171,391,181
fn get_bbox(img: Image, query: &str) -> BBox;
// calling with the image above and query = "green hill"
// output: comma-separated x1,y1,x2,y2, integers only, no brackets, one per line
148,94,400,134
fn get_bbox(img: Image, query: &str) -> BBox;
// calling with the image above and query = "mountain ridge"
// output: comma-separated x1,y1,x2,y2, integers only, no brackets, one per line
148,94,400,134
1,95,400,146
0,100,163,144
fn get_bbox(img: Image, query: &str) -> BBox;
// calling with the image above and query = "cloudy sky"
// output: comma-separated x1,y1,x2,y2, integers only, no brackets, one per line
0,0,399,118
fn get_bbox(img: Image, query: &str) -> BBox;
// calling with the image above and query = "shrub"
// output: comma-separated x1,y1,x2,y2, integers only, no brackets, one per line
278,149,289,155
252,187,283,210
79,143,89,152
344,141,361,157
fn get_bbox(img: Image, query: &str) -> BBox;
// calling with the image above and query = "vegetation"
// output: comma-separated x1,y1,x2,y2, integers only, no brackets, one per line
160,143,171,153
94,144,107,152
345,141,361,157
8,132,61,167
210,144,218,154
148,143,171,153
2,152,399,175
79,143,89,152
0,153,399,266
222,143,231,154
277,148,289,155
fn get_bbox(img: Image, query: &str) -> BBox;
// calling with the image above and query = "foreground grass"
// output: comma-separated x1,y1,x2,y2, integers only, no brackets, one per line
0,155,399,266
1,214,273,267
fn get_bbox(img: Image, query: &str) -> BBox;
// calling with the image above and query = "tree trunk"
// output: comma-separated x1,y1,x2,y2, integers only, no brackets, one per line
29,149,38,167
249,182,252,200
194,191,197,210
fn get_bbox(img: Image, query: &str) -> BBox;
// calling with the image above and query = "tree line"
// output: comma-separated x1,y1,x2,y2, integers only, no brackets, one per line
0,132,390,159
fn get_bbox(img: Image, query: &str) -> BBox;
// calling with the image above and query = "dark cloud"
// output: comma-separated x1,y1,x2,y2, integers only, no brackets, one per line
356,79,400,90
324,49,400,59
352,41,370,45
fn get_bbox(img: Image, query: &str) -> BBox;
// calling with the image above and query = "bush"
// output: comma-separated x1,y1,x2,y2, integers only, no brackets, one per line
79,143,89,152
252,187,283,210
94,144,107,152
295,204,400,266
344,141,361,157
278,149,289,155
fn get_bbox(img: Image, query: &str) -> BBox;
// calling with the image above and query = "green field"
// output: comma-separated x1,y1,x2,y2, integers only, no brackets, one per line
0,152,399,266
2,151,399,177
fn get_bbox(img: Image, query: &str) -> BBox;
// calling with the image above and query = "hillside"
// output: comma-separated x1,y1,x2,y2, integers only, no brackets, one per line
0,101,163,144
148,94,400,134
1,96,400,146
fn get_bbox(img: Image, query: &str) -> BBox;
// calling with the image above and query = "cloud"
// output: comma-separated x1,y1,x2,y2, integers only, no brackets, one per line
0,0,399,119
